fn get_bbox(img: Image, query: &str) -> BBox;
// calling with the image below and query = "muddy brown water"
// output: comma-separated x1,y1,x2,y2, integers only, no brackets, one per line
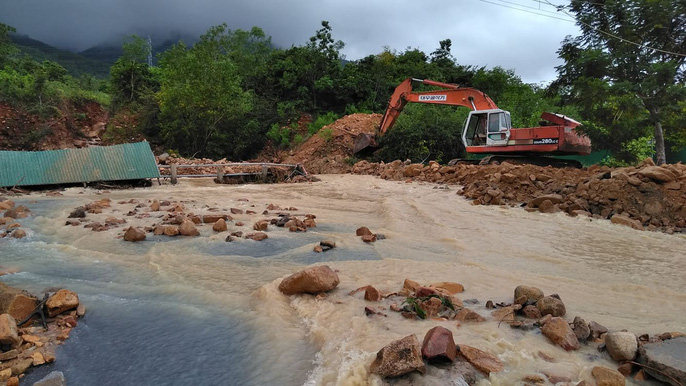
2,175,685,385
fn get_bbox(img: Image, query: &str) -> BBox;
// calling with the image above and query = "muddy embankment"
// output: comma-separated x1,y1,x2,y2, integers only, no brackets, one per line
352,158,686,234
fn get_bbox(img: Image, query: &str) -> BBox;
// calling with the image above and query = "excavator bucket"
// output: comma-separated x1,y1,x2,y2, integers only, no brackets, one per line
353,133,378,154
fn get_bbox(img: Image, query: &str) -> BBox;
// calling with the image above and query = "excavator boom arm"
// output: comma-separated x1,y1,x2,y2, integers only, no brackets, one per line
378,78,499,135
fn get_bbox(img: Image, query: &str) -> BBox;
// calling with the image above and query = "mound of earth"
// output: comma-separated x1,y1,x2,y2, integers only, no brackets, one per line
353,158,686,234
0,101,107,151
257,113,382,174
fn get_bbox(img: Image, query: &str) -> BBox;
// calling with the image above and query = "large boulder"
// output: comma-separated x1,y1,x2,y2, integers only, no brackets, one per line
0,283,38,321
610,215,644,231
536,296,566,317
0,313,22,348
572,316,591,342
430,282,464,294
278,265,340,295
123,227,146,242
638,166,674,183
514,285,544,305
45,289,79,317
638,336,686,385
457,345,504,375
592,366,626,386
179,220,200,236
529,194,563,208
422,326,456,362
33,371,66,386
605,332,637,362
541,317,580,351
212,219,228,232
370,335,425,378
355,227,373,236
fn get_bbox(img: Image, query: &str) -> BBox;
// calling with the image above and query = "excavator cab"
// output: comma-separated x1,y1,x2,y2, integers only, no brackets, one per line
462,109,511,147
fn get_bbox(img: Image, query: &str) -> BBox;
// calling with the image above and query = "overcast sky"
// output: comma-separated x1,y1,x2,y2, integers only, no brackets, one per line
0,0,581,84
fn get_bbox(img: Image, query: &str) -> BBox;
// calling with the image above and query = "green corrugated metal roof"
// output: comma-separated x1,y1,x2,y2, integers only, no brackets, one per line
0,142,160,187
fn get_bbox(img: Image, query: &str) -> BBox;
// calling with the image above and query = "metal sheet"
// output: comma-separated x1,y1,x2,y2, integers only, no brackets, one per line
0,142,160,187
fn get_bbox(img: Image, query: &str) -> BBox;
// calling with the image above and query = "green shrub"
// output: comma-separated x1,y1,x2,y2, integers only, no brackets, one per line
308,111,338,135
318,127,334,143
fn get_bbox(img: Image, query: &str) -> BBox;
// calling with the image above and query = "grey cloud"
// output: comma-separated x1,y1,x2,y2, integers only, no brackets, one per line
0,0,579,82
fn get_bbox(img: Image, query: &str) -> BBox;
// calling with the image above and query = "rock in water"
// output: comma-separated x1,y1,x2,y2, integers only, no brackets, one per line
179,220,200,236
33,371,66,386
589,321,609,340
0,283,38,321
541,317,580,351
123,226,146,242
457,345,504,374
278,266,340,295
592,366,626,386
68,207,86,218
212,219,227,232
430,282,464,294
356,226,373,236
46,289,79,317
610,214,644,231
514,285,544,305
536,296,566,317
422,326,456,362
638,336,686,385
150,200,160,211
605,332,637,362
370,335,425,377
364,286,382,302
253,220,269,231
573,316,591,341
0,314,22,348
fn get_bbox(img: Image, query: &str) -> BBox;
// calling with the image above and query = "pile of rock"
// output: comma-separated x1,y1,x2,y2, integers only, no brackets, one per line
0,200,30,239
355,226,385,243
0,284,83,384
352,159,686,233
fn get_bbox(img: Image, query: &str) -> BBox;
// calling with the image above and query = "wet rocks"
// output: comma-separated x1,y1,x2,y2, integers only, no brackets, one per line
522,305,542,319
514,285,544,305
356,227,373,236
541,317,580,351
320,240,335,251
245,232,268,241
212,218,227,232
610,214,644,231
203,214,231,223
455,308,486,323
0,284,38,321
638,336,686,385
278,265,340,295
68,207,86,218
10,229,26,239
592,366,626,386
605,332,638,361
179,220,200,236
590,321,609,340
457,345,504,375
46,289,79,317
421,326,456,362
430,282,464,294
150,200,161,211
0,314,22,348
370,334,425,378
572,316,591,342
33,371,66,386
123,226,146,242
361,234,377,243
253,220,269,231
536,296,566,317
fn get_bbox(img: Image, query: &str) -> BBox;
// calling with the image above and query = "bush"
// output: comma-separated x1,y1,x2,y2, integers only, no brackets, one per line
318,127,334,143
308,111,338,135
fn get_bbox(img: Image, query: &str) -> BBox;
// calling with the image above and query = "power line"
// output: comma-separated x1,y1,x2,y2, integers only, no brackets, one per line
541,0,686,57
478,0,576,23
493,0,570,17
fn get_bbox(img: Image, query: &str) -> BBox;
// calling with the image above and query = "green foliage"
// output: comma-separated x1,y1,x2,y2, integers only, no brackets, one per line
318,127,334,143
308,112,338,135
267,124,292,148
344,156,359,166
110,35,158,109
553,0,686,164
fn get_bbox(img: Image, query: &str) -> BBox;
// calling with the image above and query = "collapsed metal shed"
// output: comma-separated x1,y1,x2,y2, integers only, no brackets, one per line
0,142,160,188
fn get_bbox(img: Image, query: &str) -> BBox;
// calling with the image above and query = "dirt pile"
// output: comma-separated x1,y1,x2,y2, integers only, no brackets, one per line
258,113,381,174
353,159,686,233
0,101,107,151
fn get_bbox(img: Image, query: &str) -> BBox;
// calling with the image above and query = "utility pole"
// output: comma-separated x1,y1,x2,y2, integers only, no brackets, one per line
147,35,153,67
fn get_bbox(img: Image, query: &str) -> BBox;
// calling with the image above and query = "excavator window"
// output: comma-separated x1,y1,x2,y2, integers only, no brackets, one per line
488,113,501,133
465,113,488,146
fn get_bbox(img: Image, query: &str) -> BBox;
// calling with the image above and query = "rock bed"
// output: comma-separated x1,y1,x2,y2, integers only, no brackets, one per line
63,197,320,243
353,159,686,234
277,265,686,384
0,283,84,385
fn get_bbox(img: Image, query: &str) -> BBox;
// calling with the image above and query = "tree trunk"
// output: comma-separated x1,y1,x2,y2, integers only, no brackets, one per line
649,107,667,165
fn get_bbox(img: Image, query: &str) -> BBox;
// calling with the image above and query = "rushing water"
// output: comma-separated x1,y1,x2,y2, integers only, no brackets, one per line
1,175,685,385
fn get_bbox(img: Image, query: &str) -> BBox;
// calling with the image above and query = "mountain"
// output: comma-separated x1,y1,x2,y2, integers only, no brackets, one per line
10,34,112,78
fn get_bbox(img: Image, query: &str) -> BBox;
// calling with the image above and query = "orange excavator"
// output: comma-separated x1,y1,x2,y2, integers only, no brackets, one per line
354,78,591,167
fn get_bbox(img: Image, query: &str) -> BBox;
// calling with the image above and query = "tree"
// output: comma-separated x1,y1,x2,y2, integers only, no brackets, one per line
157,25,255,159
110,35,157,107
0,23,17,67
553,0,686,164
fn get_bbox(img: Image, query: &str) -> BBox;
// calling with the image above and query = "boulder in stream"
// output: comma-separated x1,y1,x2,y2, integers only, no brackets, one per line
638,336,686,385
278,265,340,295
370,334,425,378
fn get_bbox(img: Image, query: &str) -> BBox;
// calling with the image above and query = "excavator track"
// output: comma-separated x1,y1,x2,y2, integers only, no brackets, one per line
478,155,583,168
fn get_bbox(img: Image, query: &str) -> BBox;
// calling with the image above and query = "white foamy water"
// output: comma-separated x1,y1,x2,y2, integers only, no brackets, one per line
1,175,684,385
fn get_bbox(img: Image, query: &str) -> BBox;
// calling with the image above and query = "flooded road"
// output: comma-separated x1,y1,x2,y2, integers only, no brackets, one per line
1,175,685,385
